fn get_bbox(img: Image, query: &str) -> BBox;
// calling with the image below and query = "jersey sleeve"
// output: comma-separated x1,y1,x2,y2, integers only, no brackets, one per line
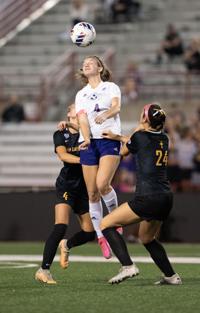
109,83,121,100
126,131,139,154
53,131,66,153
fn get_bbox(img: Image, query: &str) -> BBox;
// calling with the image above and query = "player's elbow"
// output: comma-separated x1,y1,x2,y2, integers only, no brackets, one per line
114,105,121,114
120,147,129,157
57,153,65,162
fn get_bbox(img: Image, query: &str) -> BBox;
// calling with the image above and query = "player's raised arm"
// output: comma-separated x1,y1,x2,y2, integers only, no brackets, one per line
56,146,80,164
102,130,130,156
102,130,128,142
95,97,121,124
57,120,79,132
77,111,91,149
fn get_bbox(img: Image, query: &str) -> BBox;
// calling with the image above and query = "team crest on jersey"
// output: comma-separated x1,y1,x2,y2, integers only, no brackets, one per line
90,93,98,100
159,141,164,149
64,133,69,140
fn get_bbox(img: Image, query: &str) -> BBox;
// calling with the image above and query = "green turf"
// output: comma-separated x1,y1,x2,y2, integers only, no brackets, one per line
0,242,200,313
0,262,199,313
0,242,200,256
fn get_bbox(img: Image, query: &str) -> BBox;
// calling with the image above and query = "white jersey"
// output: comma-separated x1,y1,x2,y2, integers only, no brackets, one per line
75,81,121,142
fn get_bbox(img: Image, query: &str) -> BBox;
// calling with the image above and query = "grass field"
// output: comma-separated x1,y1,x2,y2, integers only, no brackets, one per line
0,242,200,313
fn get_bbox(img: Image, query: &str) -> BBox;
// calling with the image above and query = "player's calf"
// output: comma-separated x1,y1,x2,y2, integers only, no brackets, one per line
59,239,70,269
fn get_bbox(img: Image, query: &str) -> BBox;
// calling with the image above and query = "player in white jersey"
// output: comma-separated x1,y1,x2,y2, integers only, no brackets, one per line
76,81,121,141
76,56,122,258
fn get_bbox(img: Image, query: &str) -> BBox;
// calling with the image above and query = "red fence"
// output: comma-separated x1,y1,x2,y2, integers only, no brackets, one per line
0,0,48,38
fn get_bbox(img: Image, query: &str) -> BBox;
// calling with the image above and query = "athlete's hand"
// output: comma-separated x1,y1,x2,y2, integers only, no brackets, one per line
79,139,91,150
57,120,67,130
102,130,117,140
95,112,107,124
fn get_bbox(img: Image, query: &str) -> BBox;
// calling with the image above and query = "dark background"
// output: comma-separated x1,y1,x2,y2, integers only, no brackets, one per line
0,191,199,242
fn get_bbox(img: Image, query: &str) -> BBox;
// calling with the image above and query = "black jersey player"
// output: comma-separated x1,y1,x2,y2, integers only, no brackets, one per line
101,103,182,285
35,104,95,284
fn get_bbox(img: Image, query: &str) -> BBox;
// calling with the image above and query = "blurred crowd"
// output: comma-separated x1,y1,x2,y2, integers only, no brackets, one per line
120,60,142,104
2,95,200,193
0,95,40,122
1,1,200,194
155,23,200,73
118,23,200,106
113,105,200,193
69,0,142,26
166,105,200,192
68,0,200,74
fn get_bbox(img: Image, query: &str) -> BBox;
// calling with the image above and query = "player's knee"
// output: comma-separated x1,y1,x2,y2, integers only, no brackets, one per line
139,233,154,245
97,180,110,195
88,190,100,202
55,218,68,224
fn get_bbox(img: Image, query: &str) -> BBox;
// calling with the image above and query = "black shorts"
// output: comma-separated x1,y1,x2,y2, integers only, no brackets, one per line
55,178,89,215
179,168,192,180
128,192,173,221
167,165,181,183
55,175,89,215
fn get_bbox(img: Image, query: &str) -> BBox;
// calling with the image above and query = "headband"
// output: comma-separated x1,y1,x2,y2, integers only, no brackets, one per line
143,104,152,122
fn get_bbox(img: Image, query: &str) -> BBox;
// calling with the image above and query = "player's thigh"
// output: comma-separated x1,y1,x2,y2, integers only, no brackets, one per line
55,203,72,224
101,202,141,230
78,212,94,232
82,165,99,194
97,155,120,187
138,220,162,244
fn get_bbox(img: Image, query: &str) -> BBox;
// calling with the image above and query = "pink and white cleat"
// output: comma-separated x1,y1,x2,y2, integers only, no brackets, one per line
98,237,112,259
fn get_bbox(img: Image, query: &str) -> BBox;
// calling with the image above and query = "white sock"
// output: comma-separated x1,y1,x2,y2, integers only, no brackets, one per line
89,201,103,238
101,187,118,213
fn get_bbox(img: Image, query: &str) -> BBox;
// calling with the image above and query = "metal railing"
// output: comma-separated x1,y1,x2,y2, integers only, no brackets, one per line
0,0,48,39
39,48,116,119
39,51,77,119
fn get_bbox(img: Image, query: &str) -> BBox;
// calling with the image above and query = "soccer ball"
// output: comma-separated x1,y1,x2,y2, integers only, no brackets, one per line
70,22,96,47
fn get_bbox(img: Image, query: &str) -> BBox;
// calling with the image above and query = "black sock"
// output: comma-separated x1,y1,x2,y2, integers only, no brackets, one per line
67,231,95,249
144,239,175,277
42,224,67,269
102,227,133,266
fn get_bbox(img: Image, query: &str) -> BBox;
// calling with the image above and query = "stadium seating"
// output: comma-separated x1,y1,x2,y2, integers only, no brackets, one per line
0,0,200,111
0,0,200,188
0,121,134,188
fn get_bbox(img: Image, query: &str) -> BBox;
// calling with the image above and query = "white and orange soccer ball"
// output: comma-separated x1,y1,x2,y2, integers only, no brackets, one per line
70,22,96,47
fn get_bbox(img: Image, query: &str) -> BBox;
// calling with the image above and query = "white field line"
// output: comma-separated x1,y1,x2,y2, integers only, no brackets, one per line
0,262,38,268
1,255,200,264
